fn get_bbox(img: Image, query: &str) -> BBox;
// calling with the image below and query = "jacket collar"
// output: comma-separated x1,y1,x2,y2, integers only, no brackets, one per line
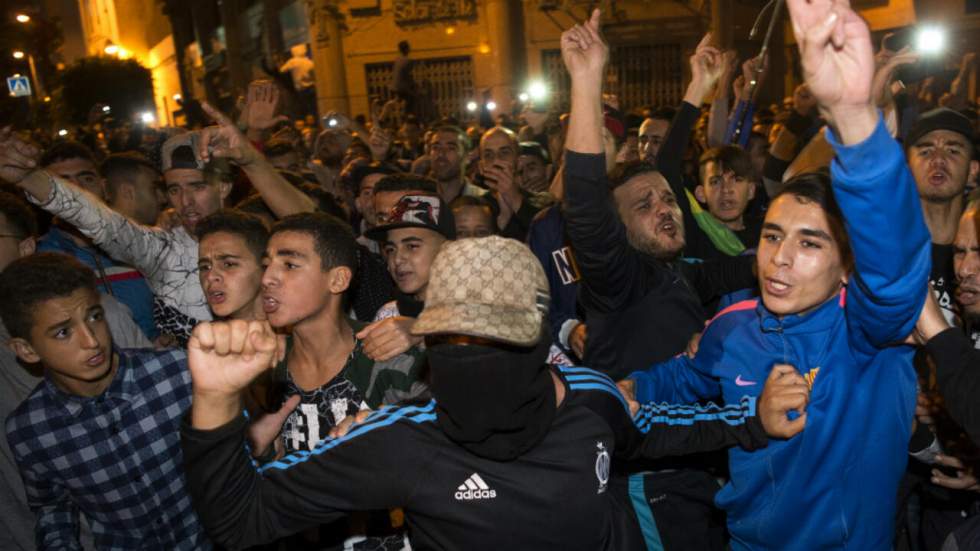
757,288,846,335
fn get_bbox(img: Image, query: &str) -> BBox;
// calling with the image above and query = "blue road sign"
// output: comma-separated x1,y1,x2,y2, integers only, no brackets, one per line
7,76,32,97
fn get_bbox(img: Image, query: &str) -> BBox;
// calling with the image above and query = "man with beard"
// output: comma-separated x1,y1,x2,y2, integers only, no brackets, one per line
906,108,979,323
638,109,673,166
427,125,486,204
179,232,805,550
954,200,980,347
562,43,755,380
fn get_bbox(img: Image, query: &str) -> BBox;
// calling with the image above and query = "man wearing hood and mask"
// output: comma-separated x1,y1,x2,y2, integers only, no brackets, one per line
180,236,805,550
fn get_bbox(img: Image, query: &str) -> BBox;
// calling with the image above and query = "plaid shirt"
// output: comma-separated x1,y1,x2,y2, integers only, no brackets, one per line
5,348,211,550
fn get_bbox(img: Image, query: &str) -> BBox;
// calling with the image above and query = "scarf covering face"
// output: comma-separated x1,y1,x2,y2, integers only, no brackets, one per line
427,338,555,461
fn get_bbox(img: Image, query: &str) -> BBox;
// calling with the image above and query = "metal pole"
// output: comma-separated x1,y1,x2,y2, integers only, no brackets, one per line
26,53,44,98
731,0,784,144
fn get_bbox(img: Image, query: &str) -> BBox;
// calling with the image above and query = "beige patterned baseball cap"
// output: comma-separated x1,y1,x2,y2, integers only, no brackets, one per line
412,236,550,346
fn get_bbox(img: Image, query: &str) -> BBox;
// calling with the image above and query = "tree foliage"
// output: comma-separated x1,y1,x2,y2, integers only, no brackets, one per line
58,57,154,125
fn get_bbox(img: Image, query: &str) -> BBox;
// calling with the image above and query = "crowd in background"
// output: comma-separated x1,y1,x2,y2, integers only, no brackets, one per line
0,1,979,550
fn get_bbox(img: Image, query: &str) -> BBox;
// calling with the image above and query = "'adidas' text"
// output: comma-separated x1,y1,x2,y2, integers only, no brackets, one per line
455,473,497,500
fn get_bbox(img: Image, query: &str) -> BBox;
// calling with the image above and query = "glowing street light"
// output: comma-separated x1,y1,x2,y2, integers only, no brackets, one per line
915,26,947,55
12,51,25,60
140,112,156,124
102,105,111,113
58,129,68,137
15,14,31,23
172,93,182,102
466,101,478,112
486,101,497,111
528,81,548,101
518,92,530,102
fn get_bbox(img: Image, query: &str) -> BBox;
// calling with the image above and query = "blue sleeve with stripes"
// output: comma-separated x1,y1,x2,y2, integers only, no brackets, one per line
628,354,721,405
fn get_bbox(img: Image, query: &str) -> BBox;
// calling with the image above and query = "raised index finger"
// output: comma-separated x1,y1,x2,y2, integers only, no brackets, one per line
202,101,234,127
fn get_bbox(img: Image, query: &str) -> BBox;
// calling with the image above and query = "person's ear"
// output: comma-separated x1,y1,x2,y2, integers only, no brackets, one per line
969,159,979,185
9,338,40,364
328,266,353,295
218,180,233,203
747,181,757,201
18,236,35,258
695,185,707,204
122,182,137,202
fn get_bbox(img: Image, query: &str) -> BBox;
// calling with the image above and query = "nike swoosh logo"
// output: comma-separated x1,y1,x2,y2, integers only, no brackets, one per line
735,375,757,387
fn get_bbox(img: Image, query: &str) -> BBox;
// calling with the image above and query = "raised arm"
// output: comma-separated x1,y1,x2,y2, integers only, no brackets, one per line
707,50,738,148
561,10,658,310
788,0,930,347
181,320,421,549
0,130,171,274
197,101,316,218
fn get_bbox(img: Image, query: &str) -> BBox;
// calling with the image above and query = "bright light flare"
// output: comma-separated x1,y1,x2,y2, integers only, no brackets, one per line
104,44,119,55
16,14,30,23
12,51,25,60
915,26,946,55
466,101,478,112
518,92,529,102
528,81,548,101
102,105,111,113
486,101,497,111
172,93,182,102
58,129,68,137
140,112,155,124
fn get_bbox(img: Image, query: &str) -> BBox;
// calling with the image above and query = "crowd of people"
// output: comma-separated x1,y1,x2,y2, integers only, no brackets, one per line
0,0,979,550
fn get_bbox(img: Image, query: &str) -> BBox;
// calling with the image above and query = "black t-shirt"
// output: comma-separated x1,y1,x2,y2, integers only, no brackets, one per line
931,243,959,324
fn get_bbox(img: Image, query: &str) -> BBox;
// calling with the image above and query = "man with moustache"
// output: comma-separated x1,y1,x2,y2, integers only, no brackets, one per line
954,199,980,347
427,125,486,204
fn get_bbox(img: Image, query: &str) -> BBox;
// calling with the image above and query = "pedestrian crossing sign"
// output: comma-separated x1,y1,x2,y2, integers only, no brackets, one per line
7,76,31,97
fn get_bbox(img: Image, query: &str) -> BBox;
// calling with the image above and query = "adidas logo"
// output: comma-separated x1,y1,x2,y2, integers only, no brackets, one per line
454,473,497,500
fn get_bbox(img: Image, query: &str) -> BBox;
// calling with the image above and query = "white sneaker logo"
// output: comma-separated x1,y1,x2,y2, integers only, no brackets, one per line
454,473,497,500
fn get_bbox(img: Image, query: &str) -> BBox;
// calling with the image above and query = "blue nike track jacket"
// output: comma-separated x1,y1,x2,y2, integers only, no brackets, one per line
629,116,931,550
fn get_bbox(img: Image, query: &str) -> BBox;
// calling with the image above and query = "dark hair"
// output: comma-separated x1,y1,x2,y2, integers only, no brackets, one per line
607,160,660,191
773,171,854,272
648,107,676,123
194,210,269,262
101,152,161,202
429,125,468,152
699,146,755,180
348,161,399,193
40,140,98,168
398,40,410,55
235,194,275,222
297,183,348,220
450,195,493,213
0,191,38,238
374,173,438,195
519,141,550,164
270,212,357,273
264,140,298,159
0,253,98,339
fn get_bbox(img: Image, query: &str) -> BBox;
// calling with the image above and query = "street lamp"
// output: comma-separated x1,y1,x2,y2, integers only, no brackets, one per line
11,50,46,99
15,14,30,23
